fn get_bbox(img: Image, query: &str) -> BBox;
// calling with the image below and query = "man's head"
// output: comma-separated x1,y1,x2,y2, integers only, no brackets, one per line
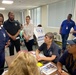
67,14,72,20
67,39,76,54
26,16,31,24
8,12,14,21
0,13,4,25
44,32,54,44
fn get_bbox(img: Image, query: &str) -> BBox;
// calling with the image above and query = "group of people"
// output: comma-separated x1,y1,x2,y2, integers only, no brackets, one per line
0,11,34,75
0,11,76,75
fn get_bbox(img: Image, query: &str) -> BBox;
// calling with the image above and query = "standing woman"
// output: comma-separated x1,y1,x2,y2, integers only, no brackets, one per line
23,16,34,51
0,13,10,74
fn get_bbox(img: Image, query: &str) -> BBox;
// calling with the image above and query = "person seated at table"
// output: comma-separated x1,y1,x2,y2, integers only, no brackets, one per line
7,52,40,75
57,39,76,75
36,32,60,63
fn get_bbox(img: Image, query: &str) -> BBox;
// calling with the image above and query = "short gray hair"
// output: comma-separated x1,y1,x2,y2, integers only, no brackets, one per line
45,32,54,39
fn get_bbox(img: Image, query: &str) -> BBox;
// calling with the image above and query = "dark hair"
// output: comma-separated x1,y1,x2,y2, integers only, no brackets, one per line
68,14,72,17
0,13,4,23
26,16,31,19
45,32,54,39
37,24,42,27
8,11,13,16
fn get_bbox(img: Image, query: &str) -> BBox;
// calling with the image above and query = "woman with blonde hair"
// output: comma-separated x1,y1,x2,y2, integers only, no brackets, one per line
7,52,40,75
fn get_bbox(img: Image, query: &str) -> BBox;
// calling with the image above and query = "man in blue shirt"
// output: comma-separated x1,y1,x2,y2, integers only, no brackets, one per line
59,14,75,52
70,25,76,37
0,13,10,75
57,39,76,75
36,32,60,63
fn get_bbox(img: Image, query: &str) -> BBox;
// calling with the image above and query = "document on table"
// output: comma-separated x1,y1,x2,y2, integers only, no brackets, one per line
40,62,57,75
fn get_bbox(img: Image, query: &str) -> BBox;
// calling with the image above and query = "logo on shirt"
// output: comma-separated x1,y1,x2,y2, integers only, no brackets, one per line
15,23,17,26
49,51,52,56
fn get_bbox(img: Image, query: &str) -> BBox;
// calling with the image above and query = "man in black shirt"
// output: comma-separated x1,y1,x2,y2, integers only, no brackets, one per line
4,12,20,56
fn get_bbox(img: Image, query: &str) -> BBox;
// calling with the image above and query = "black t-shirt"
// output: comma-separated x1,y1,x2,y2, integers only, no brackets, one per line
3,19,20,35
38,41,60,63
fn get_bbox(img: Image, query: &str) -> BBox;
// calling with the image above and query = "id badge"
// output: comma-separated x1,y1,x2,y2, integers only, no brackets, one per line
3,33,6,37
66,26,68,29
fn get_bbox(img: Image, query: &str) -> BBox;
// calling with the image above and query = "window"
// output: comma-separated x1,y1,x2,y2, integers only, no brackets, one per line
48,0,75,27
30,7,41,26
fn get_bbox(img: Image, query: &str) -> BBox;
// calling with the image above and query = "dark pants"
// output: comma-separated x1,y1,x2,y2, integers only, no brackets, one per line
0,52,5,75
61,34,69,51
9,39,20,56
24,39,34,51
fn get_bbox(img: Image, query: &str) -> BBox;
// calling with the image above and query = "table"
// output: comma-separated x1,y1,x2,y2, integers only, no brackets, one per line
5,55,58,75
5,55,16,67
5,55,69,75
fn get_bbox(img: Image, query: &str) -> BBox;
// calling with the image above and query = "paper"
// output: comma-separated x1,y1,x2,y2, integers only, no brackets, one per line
40,62,57,75
30,51,45,58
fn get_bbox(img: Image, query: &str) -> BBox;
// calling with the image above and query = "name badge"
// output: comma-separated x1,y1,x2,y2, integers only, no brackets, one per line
66,26,68,29
3,33,6,37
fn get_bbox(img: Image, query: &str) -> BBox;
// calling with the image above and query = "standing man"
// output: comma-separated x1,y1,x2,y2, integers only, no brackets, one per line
70,25,76,38
4,12,20,56
59,14,75,52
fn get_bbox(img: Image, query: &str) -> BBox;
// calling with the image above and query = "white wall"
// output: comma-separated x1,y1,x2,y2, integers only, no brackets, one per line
41,1,76,40
41,5,60,33
0,10,21,23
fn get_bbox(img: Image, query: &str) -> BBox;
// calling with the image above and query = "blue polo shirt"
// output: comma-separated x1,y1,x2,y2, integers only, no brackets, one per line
38,41,60,63
0,26,9,67
61,20,75,34
59,51,76,75
73,25,76,37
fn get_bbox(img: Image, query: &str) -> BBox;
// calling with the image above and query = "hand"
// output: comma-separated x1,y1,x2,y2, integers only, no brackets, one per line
36,54,42,61
58,69,62,75
70,31,74,34
60,71,69,75
36,55,40,59
58,70,68,75
24,36,29,42
5,40,10,48
37,57,43,61
11,36,16,40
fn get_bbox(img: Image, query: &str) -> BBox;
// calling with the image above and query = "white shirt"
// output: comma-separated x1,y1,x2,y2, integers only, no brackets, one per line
2,70,8,75
23,23,34,40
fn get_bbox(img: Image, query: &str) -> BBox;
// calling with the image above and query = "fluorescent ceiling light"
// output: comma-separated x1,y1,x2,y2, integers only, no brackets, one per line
0,8,5,10
2,0,13,4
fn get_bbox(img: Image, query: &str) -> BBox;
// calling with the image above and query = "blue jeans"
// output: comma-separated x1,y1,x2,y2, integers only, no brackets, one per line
61,34,69,51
